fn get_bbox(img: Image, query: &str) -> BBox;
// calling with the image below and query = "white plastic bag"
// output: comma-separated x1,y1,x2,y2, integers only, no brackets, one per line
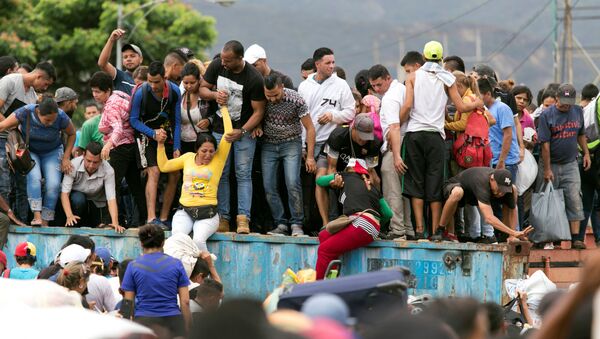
516,149,538,195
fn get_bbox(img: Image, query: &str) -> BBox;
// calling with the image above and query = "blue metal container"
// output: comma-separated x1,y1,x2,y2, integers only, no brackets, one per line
6,226,528,303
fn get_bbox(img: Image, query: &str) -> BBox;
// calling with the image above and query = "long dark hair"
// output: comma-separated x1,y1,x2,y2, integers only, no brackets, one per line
195,132,217,152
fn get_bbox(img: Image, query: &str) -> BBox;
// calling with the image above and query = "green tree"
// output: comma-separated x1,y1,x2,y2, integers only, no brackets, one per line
0,0,217,125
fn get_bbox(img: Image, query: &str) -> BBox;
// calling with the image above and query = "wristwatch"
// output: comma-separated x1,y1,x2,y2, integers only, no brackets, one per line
240,128,248,136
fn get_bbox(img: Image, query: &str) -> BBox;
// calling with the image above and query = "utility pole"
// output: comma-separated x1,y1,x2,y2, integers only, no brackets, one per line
116,4,124,71
553,0,560,83
564,0,573,84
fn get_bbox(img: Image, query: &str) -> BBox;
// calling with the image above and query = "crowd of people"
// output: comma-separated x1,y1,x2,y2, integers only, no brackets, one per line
0,25,599,338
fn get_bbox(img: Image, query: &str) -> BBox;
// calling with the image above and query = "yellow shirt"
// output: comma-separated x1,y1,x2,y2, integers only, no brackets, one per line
445,88,475,132
157,107,232,207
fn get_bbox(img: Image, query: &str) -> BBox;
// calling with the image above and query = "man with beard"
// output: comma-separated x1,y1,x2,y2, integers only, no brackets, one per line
55,87,78,118
98,28,143,94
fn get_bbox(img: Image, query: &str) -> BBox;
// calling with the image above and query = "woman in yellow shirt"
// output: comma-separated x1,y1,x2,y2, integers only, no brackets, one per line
157,107,232,252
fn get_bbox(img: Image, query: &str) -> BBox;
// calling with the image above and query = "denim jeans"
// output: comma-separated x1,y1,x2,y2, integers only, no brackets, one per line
70,190,110,227
27,146,63,221
213,132,256,220
0,138,29,221
261,140,304,226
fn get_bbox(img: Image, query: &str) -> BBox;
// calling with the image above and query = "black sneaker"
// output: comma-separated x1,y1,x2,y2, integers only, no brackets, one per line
430,228,444,242
415,232,429,242
477,235,499,244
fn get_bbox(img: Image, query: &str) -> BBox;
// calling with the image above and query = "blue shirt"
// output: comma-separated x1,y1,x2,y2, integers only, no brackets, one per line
114,69,135,94
121,252,189,317
14,104,70,154
129,81,182,151
488,100,520,166
537,105,584,164
9,267,40,280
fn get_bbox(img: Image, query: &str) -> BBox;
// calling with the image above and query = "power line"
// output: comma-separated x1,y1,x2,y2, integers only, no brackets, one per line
506,0,582,78
506,28,555,78
485,0,553,62
336,0,493,59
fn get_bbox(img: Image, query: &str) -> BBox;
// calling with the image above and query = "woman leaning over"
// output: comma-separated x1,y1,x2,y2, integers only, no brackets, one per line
0,95,75,226
157,105,232,253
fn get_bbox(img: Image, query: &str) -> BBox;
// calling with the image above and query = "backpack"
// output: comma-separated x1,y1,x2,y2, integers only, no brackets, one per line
583,96,600,145
452,105,492,168
128,82,177,133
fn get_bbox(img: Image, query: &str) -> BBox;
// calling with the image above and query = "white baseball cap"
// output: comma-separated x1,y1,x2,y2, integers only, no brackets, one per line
244,44,267,64
58,244,91,268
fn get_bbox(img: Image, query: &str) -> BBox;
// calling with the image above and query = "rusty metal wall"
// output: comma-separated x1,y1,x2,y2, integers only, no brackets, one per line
6,226,528,302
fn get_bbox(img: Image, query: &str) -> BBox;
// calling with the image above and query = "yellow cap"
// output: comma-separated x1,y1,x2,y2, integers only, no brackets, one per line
423,40,444,61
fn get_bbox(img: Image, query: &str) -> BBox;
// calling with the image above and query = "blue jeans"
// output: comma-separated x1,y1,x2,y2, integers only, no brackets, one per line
213,132,256,220
27,147,63,221
0,138,28,221
261,140,304,225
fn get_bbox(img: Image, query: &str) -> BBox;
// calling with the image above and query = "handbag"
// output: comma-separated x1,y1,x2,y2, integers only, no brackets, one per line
503,297,526,334
529,182,572,243
182,205,218,221
6,110,35,175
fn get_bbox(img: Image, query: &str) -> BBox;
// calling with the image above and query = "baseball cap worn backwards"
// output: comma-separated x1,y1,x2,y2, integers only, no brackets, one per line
423,41,443,61
353,113,374,141
15,242,36,257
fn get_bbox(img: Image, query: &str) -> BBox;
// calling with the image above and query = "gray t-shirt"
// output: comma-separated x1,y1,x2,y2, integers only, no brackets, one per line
0,73,37,115
0,73,37,139
86,274,118,312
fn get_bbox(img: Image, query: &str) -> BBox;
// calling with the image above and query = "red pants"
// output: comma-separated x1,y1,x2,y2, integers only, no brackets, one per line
315,218,378,280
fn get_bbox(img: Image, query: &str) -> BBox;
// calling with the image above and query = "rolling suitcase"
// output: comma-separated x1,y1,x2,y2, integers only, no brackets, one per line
277,267,410,322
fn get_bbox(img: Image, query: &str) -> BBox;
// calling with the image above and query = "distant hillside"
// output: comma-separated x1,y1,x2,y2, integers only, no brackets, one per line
192,0,600,94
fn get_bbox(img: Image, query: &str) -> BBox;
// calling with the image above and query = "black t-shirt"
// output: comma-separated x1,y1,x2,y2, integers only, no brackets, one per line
326,126,382,172
339,172,382,215
448,167,515,208
204,58,266,132
270,69,294,90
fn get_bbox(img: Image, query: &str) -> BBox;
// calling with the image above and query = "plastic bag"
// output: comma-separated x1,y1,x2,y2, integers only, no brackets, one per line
529,182,571,243
516,150,538,195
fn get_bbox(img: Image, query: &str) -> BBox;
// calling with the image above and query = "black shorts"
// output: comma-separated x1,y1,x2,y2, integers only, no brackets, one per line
139,138,173,168
402,131,445,201
135,315,185,337
443,182,466,207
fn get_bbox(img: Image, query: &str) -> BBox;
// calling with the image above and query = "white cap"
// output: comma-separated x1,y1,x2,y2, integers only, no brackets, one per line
244,44,267,64
58,244,91,268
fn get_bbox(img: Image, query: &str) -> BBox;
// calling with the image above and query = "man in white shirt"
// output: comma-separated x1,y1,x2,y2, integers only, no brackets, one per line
400,41,483,241
369,64,412,240
298,47,355,227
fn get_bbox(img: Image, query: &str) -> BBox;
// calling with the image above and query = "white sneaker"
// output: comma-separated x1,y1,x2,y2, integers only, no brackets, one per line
543,243,555,250
291,224,307,237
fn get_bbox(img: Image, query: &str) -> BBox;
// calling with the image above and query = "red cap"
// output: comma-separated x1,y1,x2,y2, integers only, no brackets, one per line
0,250,7,267
14,242,36,257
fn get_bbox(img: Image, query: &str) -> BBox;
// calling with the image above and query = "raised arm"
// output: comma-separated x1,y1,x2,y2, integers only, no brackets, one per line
97,29,123,79
448,84,483,113
157,143,186,173
213,106,233,165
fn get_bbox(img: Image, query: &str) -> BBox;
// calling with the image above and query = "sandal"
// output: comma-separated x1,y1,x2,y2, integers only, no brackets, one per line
30,219,42,227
